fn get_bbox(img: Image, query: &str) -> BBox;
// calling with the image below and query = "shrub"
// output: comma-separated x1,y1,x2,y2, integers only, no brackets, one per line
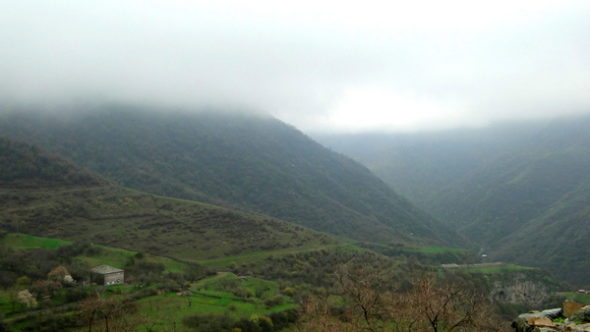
281,287,295,296
128,288,158,301
64,287,91,303
30,280,62,298
182,313,236,331
263,295,284,308
17,289,37,308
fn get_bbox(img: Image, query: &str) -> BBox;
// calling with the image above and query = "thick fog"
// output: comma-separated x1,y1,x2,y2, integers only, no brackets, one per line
1,0,589,132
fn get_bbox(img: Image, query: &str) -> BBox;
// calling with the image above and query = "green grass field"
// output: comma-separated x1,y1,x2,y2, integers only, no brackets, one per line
1,232,192,273
0,233,71,250
199,242,359,269
75,245,136,268
0,232,301,331
124,272,296,331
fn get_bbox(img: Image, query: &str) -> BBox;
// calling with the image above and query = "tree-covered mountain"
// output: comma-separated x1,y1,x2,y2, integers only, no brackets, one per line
0,136,108,188
0,106,458,245
0,135,562,331
0,135,333,262
316,115,590,286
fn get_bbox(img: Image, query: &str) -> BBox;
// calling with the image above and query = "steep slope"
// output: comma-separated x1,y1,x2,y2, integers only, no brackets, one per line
493,176,590,286
433,143,590,243
316,115,590,285
0,136,333,262
314,122,542,211
0,106,458,245
0,136,108,188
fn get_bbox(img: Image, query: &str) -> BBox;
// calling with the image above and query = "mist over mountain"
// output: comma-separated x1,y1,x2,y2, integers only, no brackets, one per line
316,115,590,285
0,105,458,245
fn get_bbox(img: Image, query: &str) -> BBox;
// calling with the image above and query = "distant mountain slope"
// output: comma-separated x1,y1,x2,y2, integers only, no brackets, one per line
0,136,332,262
0,136,107,188
316,115,590,286
493,176,590,286
0,106,457,245
432,141,590,244
314,122,542,211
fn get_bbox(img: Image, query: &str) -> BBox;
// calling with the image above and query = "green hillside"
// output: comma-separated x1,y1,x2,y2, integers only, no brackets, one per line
0,136,107,188
0,232,301,331
0,135,332,263
0,106,458,245
493,177,590,286
316,115,590,286
0,135,560,330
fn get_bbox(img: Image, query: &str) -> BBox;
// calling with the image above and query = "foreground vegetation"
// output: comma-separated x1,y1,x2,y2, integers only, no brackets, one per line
0,232,303,331
1,226,566,332
0,131,570,331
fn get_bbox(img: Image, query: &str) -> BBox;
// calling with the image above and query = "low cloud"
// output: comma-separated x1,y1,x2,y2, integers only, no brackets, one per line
1,0,589,132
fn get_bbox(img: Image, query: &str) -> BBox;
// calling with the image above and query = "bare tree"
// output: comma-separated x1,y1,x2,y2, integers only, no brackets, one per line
79,295,140,332
297,267,509,332
384,276,509,332
334,265,386,332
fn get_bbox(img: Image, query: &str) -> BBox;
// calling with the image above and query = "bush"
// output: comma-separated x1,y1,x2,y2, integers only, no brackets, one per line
183,264,214,282
0,320,9,332
64,287,90,303
233,287,254,299
182,313,236,331
128,288,158,301
281,287,295,296
263,295,284,308
56,242,92,261
182,312,294,332
157,280,183,293
30,280,62,299
0,270,17,289
23,313,79,332
268,309,298,329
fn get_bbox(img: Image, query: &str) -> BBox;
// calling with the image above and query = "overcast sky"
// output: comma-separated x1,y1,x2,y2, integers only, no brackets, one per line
1,0,589,132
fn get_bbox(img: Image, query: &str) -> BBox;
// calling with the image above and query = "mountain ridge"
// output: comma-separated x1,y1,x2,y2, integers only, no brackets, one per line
0,105,459,245
315,114,590,286
0,135,335,263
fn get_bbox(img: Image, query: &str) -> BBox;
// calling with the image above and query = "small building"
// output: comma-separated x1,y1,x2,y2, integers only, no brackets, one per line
90,265,124,286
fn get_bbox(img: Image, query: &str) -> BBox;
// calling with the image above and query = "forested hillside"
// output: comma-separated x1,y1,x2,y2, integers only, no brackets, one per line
0,135,559,331
316,115,590,286
0,136,107,188
0,136,332,262
0,106,458,245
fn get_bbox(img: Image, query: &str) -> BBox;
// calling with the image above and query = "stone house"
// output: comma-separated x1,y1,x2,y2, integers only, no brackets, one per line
90,265,124,286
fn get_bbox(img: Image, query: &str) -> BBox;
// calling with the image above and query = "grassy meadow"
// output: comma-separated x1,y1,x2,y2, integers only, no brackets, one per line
0,232,301,331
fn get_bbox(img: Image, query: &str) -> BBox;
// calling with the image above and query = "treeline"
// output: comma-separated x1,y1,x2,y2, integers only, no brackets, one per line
0,136,106,188
0,108,457,244
296,267,510,332
183,310,298,332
